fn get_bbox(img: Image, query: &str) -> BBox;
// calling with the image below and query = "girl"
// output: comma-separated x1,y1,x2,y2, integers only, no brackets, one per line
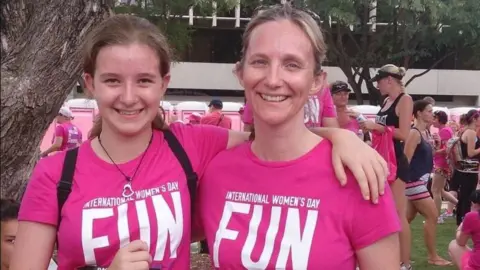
198,5,400,269
11,14,388,270
404,100,451,266
362,64,414,270
448,189,480,270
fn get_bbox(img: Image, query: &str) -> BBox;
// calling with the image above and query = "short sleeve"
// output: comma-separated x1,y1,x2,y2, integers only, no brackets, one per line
18,158,60,226
54,125,65,138
172,123,228,176
321,88,337,118
461,212,477,235
242,103,253,125
346,181,401,250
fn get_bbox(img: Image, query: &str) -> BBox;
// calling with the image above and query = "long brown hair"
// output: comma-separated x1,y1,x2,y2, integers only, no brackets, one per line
83,15,171,139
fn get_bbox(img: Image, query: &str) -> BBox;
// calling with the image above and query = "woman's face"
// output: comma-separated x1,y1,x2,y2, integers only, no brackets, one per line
0,219,17,270
418,104,434,124
237,19,324,126
332,91,350,107
85,43,170,137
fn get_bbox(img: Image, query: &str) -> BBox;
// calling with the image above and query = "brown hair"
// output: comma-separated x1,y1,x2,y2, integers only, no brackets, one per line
237,4,328,140
83,14,171,139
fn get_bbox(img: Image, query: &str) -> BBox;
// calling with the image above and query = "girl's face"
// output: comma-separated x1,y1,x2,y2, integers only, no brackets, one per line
237,19,324,126
332,91,350,107
85,43,170,137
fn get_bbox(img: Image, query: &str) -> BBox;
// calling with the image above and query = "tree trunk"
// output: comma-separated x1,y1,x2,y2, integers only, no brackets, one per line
0,0,111,200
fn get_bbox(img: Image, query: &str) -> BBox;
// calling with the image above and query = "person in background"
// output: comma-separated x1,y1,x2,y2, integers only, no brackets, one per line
448,189,480,270
1,199,20,270
362,64,414,270
423,96,436,106
403,100,451,266
40,107,83,157
200,99,232,129
188,113,202,125
431,110,457,222
450,109,480,225
331,81,361,133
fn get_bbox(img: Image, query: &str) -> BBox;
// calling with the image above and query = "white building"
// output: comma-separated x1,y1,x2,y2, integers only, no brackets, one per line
91,0,479,107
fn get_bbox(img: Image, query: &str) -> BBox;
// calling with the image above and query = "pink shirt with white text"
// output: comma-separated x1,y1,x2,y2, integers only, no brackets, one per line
19,124,228,269
197,140,400,269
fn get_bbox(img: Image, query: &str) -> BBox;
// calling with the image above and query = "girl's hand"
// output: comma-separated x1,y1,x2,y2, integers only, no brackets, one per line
330,129,388,204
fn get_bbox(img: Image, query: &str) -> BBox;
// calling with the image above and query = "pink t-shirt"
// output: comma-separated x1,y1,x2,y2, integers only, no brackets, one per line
54,122,83,151
19,123,228,269
341,118,360,133
433,126,454,168
462,211,480,269
197,140,400,269
242,88,337,127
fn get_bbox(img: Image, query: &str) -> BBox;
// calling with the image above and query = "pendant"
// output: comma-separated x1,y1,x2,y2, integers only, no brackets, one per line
122,182,134,198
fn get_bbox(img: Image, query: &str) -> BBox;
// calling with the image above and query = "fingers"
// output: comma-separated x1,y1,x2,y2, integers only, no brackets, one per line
362,162,379,204
131,261,150,270
332,150,347,186
130,251,152,264
127,240,149,252
350,164,369,201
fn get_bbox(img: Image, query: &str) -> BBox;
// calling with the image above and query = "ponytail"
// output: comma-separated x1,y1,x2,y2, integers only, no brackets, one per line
88,107,168,140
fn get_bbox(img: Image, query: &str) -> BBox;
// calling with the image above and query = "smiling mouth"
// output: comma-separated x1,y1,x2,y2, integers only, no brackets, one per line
115,109,144,115
259,94,289,102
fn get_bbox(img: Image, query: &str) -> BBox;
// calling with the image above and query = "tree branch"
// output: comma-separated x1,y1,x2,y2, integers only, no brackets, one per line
404,50,457,86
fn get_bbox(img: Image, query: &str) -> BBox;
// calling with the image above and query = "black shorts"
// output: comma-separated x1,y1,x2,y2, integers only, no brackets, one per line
396,154,410,183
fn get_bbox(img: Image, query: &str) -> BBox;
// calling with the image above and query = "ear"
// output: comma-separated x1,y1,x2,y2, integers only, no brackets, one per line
309,71,326,95
233,61,245,88
84,73,95,98
160,73,171,96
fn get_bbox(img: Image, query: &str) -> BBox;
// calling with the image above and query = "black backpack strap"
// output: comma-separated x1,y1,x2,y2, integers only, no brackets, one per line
162,130,198,217
57,147,79,227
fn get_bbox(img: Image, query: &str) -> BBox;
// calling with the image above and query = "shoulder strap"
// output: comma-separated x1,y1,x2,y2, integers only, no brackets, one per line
162,129,198,217
390,93,405,109
56,147,78,249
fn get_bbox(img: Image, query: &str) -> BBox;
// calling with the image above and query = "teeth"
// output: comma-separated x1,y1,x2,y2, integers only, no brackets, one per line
260,94,288,102
119,110,140,115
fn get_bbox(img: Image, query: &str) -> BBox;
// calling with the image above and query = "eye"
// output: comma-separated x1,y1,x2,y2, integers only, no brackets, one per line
139,78,154,83
250,59,267,66
285,62,300,69
104,78,120,84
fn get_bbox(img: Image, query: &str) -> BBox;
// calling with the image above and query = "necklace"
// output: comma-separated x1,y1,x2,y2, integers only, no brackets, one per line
98,133,154,198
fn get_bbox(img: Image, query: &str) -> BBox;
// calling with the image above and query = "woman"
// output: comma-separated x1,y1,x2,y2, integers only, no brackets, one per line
361,64,414,270
197,5,400,269
448,189,480,270
450,109,480,225
11,14,388,269
431,110,457,220
404,100,451,266
1,199,20,270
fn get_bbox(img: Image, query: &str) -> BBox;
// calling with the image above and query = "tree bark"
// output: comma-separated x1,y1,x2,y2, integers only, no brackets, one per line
0,0,111,200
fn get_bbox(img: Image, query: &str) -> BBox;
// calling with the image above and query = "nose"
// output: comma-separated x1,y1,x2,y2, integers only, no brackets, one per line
119,82,138,106
264,64,282,89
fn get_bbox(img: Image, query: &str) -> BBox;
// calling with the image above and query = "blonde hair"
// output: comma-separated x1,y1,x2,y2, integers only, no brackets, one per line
237,4,327,140
83,14,171,139
379,64,406,90
237,4,327,75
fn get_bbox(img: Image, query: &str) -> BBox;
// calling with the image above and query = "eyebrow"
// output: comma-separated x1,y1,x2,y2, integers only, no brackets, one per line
98,73,157,78
250,53,305,62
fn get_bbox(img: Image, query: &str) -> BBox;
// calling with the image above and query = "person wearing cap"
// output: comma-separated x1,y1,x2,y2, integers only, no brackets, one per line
330,81,369,139
200,99,232,129
40,107,83,157
361,64,415,270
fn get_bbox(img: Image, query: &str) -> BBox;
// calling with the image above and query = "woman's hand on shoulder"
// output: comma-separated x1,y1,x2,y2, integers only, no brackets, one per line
330,129,388,204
